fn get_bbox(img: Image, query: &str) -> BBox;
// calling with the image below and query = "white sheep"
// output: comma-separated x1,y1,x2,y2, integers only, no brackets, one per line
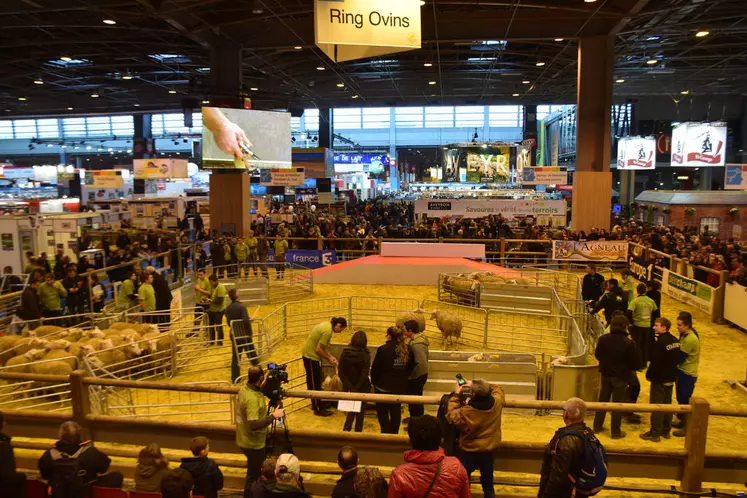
43,350,78,369
45,339,71,352
61,328,85,342
3,349,47,373
85,328,106,339
395,309,426,334
431,310,463,348
34,325,64,337
83,338,113,351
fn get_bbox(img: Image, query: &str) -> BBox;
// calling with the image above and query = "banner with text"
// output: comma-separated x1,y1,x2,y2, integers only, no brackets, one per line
671,122,727,167
414,199,567,225
617,136,656,170
315,0,421,62
285,249,337,269
133,159,188,179
725,164,747,190
552,241,629,262
260,168,305,186
84,170,124,189
661,268,715,316
627,244,653,281
521,167,568,185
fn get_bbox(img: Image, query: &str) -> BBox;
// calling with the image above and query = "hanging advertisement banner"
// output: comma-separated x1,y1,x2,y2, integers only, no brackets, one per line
552,241,629,262
314,0,421,63
671,122,727,167
84,170,124,189
617,136,656,170
521,167,568,185
661,268,715,316
725,164,747,190
260,168,305,186
133,159,188,179
414,199,567,224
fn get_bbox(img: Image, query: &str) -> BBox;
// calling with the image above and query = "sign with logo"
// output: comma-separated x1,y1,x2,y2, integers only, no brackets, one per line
627,245,652,281
521,167,568,185
552,241,629,262
671,122,727,167
133,159,188,179
415,199,567,225
725,164,747,190
285,250,337,269
314,0,421,62
617,136,656,170
84,170,124,189
661,268,715,316
656,134,671,155
427,201,452,211
260,168,305,186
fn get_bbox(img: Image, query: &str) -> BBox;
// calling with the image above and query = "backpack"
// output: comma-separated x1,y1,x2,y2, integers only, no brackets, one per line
552,428,608,496
49,442,92,498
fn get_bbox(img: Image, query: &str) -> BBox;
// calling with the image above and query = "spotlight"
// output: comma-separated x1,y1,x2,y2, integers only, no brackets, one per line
250,87,259,91
522,80,530,84
122,72,133,80
695,30,709,38
103,19,116,25
512,93,520,97
294,46,303,50
536,62,545,67
66,107,74,111
646,59,658,65
616,78,625,83
252,0,264,14
316,66,326,71
34,76,44,85
18,97,27,101
90,92,100,98
168,89,177,94
424,62,433,67
554,38,564,42
336,83,345,88
428,81,437,85
202,100,210,104
60,56,72,62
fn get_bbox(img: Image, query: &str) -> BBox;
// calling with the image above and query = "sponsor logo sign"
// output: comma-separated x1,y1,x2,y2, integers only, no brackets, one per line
617,136,656,170
552,241,629,262
285,250,337,269
661,268,714,315
427,201,452,211
84,170,124,189
521,167,568,185
260,168,305,186
725,164,747,190
671,122,727,167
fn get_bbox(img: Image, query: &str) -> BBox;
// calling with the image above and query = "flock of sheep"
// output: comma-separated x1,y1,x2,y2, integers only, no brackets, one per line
441,271,535,304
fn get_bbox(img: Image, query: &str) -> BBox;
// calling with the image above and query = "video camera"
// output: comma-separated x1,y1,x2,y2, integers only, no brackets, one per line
261,362,289,404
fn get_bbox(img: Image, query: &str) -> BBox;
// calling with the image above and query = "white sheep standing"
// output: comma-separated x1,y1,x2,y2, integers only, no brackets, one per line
431,310,463,348
395,309,426,333
43,349,78,369
3,349,47,373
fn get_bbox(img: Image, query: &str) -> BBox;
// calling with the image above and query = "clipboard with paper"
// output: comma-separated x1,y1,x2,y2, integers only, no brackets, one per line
337,400,362,413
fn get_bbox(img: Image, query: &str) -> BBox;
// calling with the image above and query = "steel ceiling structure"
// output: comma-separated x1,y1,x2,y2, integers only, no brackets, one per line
1,0,746,116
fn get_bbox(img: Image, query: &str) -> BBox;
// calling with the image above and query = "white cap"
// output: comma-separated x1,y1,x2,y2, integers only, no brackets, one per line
276,453,300,478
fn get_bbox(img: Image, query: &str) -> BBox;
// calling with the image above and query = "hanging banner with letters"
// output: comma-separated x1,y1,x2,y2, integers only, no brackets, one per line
314,0,421,62
260,168,305,187
521,167,568,185
617,136,656,170
671,122,727,167
133,159,188,179
552,241,629,262
84,170,124,189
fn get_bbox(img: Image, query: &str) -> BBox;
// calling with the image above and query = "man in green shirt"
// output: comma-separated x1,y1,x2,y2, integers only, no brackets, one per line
117,271,138,310
673,312,700,437
301,317,347,416
236,365,285,492
207,273,227,346
193,268,212,330
620,269,636,304
38,273,67,318
138,272,157,318
234,238,249,277
627,283,658,366
245,233,259,276
273,236,289,280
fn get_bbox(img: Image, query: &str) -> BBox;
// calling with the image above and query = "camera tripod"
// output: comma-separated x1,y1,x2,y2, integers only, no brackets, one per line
266,390,293,454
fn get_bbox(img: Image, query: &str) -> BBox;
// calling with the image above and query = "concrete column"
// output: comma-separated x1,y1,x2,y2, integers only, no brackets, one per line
699,168,712,191
318,108,332,149
619,170,636,205
572,35,614,232
132,114,153,195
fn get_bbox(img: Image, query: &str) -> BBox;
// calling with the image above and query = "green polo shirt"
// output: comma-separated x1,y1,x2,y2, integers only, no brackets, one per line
234,243,249,262
301,321,333,361
209,283,227,312
117,278,136,308
236,384,268,450
678,331,700,377
138,283,156,312
628,294,658,327
195,277,211,301
621,277,636,303
38,281,67,311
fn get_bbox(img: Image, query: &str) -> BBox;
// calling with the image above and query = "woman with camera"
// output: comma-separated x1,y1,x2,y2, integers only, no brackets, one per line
338,330,372,432
371,326,414,434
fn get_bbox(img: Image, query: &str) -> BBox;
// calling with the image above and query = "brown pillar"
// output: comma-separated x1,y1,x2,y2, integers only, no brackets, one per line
572,35,614,232
210,172,251,237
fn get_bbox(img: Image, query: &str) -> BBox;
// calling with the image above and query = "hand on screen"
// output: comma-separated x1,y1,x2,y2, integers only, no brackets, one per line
216,122,252,159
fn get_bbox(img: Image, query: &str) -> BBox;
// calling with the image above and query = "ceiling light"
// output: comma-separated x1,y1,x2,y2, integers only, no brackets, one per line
616,78,625,83
646,58,658,65
201,100,210,104
423,62,433,67
47,144,53,148
294,46,302,50
134,103,140,107
18,97,27,101
336,83,345,88
90,92,99,98
122,72,133,80
481,144,488,149
419,0,425,5
554,38,564,42
252,0,264,14
102,19,116,25
86,146,92,150
522,80,530,84
695,30,709,38
512,93,520,97
33,77,43,85
681,89,690,95
168,89,177,94
584,0,597,2
536,61,545,67
250,87,259,91
352,95,359,99
316,66,325,71
60,56,72,62
66,107,73,110
428,81,437,85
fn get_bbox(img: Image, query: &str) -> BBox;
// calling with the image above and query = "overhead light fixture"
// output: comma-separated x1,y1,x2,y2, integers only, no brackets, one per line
201,100,210,104
695,30,709,38
646,58,658,65
419,0,425,5
584,0,597,2
252,0,264,14
33,76,44,85
122,72,133,80
66,107,73,110
512,93,520,97
522,80,530,84
616,78,625,83
60,56,72,62
423,62,433,67
168,89,177,94
47,144,53,148
352,95,359,99
681,89,690,95
86,146,92,150
336,83,344,88
428,81,437,85
90,92,99,98
250,87,259,91
316,66,325,71
102,19,116,25
134,103,140,107
536,61,545,67
554,38,564,42
18,97,27,101
294,46,302,50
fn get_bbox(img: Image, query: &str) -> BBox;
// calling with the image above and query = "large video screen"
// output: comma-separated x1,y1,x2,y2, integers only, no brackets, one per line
201,107,292,170
466,147,510,183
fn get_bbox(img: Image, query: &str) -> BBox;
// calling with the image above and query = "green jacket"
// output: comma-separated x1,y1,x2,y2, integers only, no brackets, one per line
117,278,136,308
209,283,227,312
139,283,156,312
234,243,249,262
274,239,289,256
409,333,430,379
236,385,268,449
38,281,67,311
246,237,258,254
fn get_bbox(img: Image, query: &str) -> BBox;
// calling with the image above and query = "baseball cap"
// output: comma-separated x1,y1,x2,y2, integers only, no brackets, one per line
276,453,300,477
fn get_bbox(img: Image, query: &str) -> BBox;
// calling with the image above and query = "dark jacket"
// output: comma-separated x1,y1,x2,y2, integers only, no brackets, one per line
251,477,276,498
17,286,41,320
647,289,662,325
134,458,169,492
0,432,18,483
269,483,310,498
370,340,414,394
61,276,85,305
582,272,605,302
225,300,252,333
538,422,588,498
180,455,224,498
338,347,371,394
331,468,357,498
592,288,627,324
646,332,681,384
38,440,111,485
151,272,172,311
594,329,639,379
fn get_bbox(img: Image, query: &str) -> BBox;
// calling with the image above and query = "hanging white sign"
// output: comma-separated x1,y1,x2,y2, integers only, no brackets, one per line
671,122,727,167
314,0,422,62
617,136,656,170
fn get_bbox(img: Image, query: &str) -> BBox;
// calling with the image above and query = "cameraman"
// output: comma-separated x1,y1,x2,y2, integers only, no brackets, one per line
236,365,284,498
446,378,505,498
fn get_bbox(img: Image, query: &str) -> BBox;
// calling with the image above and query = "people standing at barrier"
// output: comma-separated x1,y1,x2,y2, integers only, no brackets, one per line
256,233,270,279
89,274,105,313
207,273,228,346
647,281,663,357
332,446,359,498
250,456,277,498
38,421,124,496
236,365,285,498
274,235,289,280
627,283,658,366
446,379,505,498
210,238,225,270
246,232,259,276
582,264,605,305
370,326,414,434
641,317,680,442
63,266,86,318
672,312,700,437
38,272,67,319
134,443,170,492
148,266,173,328
404,320,429,420
194,268,212,328
224,238,236,277
301,317,347,417
235,237,249,277
592,279,627,325
338,331,371,432
539,398,608,498
138,272,157,321
593,316,640,439
117,271,138,310
15,277,42,333
226,288,259,381
0,412,26,498
160,468,194,498
179,436,224,498
388,415,471,498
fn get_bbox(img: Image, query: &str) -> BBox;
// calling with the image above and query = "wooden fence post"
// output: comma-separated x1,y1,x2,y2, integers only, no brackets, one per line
70,370,92,438
681,397,709,493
